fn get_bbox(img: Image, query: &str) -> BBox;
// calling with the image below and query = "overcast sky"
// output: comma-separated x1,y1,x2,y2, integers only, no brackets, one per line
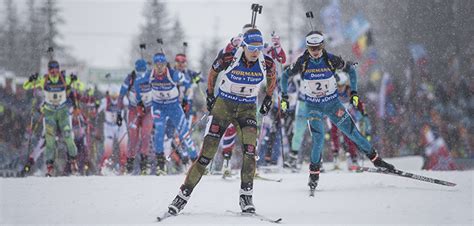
55,0,272,69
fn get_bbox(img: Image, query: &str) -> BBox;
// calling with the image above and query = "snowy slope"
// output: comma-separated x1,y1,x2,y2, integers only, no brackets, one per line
1,156,472,225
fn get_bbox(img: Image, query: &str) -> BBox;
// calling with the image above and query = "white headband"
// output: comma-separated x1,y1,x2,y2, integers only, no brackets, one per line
306,33,324,46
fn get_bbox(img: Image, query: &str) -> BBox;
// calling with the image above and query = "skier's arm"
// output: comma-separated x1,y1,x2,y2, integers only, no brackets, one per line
118,74,131,109
344,63,358,93
264,56,277,96
119,74,130,97
208,51,233,95
274,47,287,64
281,55,305,94
97,98,106,114
134,78,144,103
23,76,45,90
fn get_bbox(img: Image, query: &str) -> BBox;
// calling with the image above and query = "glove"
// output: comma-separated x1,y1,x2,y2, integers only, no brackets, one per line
181,99,190,114
280,93,289,112
350,91,359,108
259,95,272,115
70,73,78,82
116,113,123,127
366,135,372,142
130,70,136,80
231,35,243,47
28,73,39,82
137,101,146,115
191,72,202,84
271,35,281,48
206,91,216,112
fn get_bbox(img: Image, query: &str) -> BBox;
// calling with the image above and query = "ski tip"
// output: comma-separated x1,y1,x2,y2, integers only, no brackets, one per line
446,182,457,187
275,218,283,223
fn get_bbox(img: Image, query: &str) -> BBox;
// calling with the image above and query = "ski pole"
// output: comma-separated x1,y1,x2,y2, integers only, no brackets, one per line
156,38,164,54
117,113,138,146
139,43,146,59
167,112,208,159
305,11,315,31
182,42,188,55
26,77,38,156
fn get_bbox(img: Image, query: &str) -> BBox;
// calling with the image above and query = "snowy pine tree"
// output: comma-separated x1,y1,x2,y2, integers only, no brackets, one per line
1,0,22,76
130,0,185,64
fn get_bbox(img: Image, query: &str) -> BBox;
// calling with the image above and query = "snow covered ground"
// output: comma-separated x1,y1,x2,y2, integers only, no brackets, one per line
1,156,472,225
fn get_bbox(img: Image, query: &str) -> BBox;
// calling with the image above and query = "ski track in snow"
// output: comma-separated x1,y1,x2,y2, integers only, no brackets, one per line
0,156,472,225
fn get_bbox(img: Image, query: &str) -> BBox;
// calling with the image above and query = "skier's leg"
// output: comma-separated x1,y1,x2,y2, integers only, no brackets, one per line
152,107,167,173
307,107,325,189
235,105,258,213
326,101,394,170
58,108,78,160
330,123,340,156
127,108,139,160
138,111,153,173
344,134,357,158
117,123,128,170
172,105,197,161
100,124,114,169
221,124,236,166
185,111,230,186
43,109,58,176
291,100,307,154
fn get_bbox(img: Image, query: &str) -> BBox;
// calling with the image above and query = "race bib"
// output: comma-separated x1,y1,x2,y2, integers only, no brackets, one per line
303,77,336,98
153,90,174,100
45,91,66,106
105,111,117,123
230,84,257,97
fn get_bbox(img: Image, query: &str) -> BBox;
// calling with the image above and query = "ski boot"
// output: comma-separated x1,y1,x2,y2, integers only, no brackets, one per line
83,161,90,176
239,182,255,213
308,163,320,197
156,153,167,176
69,157,79,176
139,155,149,175
126,157,135,174
347,154,360,172
332,151,340,170
168,186,192,215
222,158,232,178
283,150,299,171
45,160,54,177
367,150,395,171
21,157,35,176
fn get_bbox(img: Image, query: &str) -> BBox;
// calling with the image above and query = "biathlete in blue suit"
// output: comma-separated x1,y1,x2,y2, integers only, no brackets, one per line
136,52,197,175
280,30,395,192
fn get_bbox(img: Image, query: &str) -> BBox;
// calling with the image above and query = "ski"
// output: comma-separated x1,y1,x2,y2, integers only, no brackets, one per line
156,211,174,222
254,174,282,182
226,210,282,223
357,167,457,187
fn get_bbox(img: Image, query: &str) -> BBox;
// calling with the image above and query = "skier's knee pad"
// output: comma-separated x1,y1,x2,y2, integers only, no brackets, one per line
237,118,257,131
197,155,211,166
242,144,256,156
205,123,225,139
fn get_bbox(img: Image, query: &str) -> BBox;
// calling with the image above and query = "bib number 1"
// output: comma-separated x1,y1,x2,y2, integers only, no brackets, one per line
230,84,255,97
